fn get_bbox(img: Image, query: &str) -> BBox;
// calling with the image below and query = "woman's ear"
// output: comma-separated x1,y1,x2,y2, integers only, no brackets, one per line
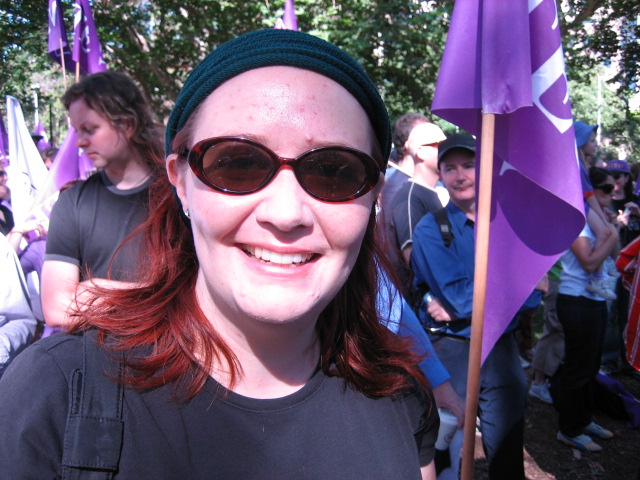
166,153,188,211
373,173,385,201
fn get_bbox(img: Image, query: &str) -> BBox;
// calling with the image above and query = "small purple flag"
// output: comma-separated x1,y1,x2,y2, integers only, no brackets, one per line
0,116,8,167
48,0,76,72
432,0,585,362
72,0,107,75
35,119,52,152
274,0,298,31
30,128,94,220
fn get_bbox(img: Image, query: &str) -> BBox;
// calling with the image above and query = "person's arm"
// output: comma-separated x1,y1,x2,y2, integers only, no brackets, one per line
402,245,412,265
570,223,619,273
420,461,436,480
41,260,135,328
411,214,474,320
6,219,44,253
0,236,37,374
41,260,83,328
432,380,465,428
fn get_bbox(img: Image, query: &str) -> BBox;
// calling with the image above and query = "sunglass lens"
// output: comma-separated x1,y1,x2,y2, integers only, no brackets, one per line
298,150,367,200
202,142,273,193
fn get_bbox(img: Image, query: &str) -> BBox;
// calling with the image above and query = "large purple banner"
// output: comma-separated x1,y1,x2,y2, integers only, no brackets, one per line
432,0,585,362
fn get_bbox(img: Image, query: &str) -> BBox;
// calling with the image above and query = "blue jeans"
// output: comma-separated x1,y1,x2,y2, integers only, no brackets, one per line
429,333,527,480
551,294,607,437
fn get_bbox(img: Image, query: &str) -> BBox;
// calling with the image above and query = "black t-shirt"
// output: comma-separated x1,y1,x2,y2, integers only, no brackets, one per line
0,333,438,479
385,180,442,297
45,171,152,281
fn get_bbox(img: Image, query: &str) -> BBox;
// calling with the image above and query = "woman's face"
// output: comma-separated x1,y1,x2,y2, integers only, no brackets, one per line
613,172,628,195
595,175,615,208
68,98,132,171
168,66,381,329
581,131,598,157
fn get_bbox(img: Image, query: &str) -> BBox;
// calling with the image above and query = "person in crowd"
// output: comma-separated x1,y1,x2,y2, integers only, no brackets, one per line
0,165,13,235
411,133,528,480
0,233,37,378
384,121,447,299
382,113,430,205
389,122,447,263
608,159,640,248
7,180,83,338
41,147,59,169
551,166,620,452
0,29,438,479
574,121,616,300
41,71,164,328
529,261,564,404
378,113,428,298
602,158,639,373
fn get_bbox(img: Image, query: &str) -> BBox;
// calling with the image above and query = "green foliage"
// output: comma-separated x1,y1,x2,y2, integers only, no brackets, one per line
0,0,637,159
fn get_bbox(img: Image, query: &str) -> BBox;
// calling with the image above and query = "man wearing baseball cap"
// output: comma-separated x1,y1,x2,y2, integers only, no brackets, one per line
411,133,529,480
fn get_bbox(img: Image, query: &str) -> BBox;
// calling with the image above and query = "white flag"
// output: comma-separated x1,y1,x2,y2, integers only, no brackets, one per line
6,96,49,224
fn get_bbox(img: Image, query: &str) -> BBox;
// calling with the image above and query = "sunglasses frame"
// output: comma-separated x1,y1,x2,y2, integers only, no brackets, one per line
595,183,615,194
610,172,628,180
184,136,381,202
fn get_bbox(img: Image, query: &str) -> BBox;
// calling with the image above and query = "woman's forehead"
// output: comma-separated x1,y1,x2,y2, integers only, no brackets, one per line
190,67,375,151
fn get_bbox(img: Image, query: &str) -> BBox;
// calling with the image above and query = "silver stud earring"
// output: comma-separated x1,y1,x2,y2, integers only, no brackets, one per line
183,209,190,218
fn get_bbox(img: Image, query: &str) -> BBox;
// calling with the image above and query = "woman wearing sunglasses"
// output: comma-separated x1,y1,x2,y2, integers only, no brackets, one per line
551,167,620,452
0,30,437,479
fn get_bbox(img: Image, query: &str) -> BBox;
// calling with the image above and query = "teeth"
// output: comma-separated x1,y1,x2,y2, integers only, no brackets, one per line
245,246,312,265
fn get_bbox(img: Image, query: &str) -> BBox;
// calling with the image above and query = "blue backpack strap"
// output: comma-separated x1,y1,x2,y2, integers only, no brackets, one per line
62,330,124,479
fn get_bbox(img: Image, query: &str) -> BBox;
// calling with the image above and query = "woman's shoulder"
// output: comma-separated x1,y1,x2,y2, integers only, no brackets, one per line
1,333,84,385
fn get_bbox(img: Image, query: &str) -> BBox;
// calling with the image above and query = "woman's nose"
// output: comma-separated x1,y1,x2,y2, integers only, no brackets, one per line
253,168,314,232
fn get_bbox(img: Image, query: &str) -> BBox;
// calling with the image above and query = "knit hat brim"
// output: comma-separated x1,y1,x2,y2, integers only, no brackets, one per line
165,29,390,171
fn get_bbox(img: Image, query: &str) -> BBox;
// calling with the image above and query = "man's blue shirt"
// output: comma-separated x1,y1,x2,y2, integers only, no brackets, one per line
411,202,475,337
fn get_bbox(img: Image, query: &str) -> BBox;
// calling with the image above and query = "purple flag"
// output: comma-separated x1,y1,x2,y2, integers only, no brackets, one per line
72,0,107,75
29,128,95,220
0,116,8,167
432,0,585,362
274,0,298,30
48,0,76,72
35,119,52,152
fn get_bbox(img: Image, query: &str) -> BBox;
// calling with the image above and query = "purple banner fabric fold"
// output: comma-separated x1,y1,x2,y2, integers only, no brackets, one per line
432,0,585,363
48,0,76,72
274,0,298,31
72,0,107,75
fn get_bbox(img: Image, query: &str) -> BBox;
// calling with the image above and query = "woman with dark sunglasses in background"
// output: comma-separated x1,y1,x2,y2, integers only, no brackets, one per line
0,29,437,479
551,166,620,452
602,159,640,374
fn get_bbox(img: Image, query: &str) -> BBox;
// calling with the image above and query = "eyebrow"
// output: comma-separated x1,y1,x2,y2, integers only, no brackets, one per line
194,133,359,151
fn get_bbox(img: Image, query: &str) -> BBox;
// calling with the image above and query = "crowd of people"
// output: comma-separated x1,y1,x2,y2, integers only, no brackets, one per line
0,28,638,480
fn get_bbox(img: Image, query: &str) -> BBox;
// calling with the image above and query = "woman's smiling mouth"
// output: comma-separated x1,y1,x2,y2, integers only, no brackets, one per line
242,245,316,266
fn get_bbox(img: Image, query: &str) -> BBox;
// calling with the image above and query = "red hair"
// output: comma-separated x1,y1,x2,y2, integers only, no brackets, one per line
71,123,429,401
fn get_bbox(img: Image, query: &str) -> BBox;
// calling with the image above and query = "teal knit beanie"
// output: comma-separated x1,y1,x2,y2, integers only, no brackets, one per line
165,29,390,171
